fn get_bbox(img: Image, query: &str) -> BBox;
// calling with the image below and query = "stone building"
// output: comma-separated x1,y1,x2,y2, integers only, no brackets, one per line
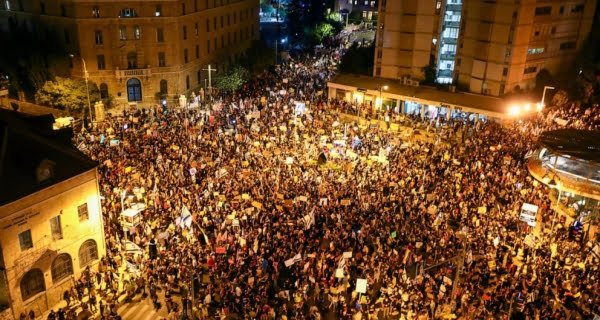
0,110,104,319
0,0,260,108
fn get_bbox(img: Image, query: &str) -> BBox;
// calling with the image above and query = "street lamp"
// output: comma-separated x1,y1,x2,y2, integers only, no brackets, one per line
70,54,93,125
377,85,389,111
539,86,555,112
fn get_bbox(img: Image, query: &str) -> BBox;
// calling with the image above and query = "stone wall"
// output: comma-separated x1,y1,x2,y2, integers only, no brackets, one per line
0,309,14,320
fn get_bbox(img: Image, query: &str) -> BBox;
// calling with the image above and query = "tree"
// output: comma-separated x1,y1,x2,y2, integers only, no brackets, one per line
241,40,275,74
535,69,555,93
339,43,374,76
349,9,363,25
551,89,569,107
0,18,69,99
422,65,437,85
35,77,100,114
313,23,335,43
214,66,250,92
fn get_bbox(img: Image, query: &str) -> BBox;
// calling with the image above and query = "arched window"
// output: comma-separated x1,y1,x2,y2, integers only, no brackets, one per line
51,253,73,283
20,269,45,301
99,83,109,99
126,78,142,102
159,80,168,95
78,239,98,268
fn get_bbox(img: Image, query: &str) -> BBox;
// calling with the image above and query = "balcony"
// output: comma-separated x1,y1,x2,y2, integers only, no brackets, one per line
439,53,456,61
116,68,151,80
443,20,460,28
438,69,453,78
446,4,462,12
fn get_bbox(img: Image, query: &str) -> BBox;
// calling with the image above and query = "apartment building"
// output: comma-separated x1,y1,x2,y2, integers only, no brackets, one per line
335,0,378,21
374,0,597,96
0,110,104,319
0,0,260,107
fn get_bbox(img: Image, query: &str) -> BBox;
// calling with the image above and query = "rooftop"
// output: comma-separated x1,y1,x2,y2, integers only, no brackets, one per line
0,109,97,206
329,74,526,118
539,129,600,163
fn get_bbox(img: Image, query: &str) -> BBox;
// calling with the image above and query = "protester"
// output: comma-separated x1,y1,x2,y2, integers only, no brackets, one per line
40,34,599,320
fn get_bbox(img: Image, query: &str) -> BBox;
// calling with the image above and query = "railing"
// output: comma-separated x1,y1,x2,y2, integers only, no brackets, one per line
115,68,151,79
439,53,456,61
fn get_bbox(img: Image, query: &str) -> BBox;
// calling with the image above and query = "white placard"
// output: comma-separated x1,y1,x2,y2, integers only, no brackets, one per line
343,251,353,259
356,278,367,294
335,268,344,278
519,203,538,227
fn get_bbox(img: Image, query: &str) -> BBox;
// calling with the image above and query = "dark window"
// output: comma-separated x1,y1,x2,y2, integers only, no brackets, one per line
19,230,33,251
97,55,105,70
94,30,103,45
551,26,556,34
61,4,66,16
197,70,201,84
99,84,108,99
206,19,210,32
195,23,199,36
221,16,224,28
534,6,551,16
500,83,505,95
51,253,73,283
376,67,381,76
64,29,70,44
559,6,565,14
234,12,237,24
184,48,189,63
40,2,45,14
196,45,200,59
560,41,576,50
524,66,537,74
182,3,186,15
20,269,45,301
50,216,62,240
214,17,217,30
157,28,164,42
227,14,230,26
160,79,168,94
195,0,198,12
127,52,137,69
78,239,99,267
183,26,187,40
572,4,585,13
207,40,211,53
186,75,190,89
158,52,166,67
92,6,99,18
503,68,508,76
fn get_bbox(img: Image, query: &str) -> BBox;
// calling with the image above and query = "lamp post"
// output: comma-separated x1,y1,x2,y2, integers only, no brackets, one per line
70,54,93,125
540,86,555,111
378,85,389,116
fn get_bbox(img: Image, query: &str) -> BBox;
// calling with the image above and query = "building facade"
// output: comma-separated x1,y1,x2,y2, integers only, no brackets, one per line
0,111,104,319
335,0,378,22
374,0,597,96
0,0,260,108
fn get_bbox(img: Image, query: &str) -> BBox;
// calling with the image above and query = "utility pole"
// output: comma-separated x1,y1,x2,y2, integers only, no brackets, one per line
71,54,93,125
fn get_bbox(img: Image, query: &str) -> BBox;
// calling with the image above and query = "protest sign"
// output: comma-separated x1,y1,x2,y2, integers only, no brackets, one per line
341,199,351,206
519,203,538,226
343,251,352,259
284,258,295,267
215,247,226,254
296,196,308,202
478,206,487,214
242,193,250,200
335,268,344,278
252,201,263,210
356,279,367,294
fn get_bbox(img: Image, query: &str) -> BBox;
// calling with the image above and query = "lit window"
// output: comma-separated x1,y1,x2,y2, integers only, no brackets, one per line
78,203,89,221
18,230,33,251
119,26,127,40
50,216,63,240
134,26,141,40
527,47,545,55
155,5,161,16
92,6,99,18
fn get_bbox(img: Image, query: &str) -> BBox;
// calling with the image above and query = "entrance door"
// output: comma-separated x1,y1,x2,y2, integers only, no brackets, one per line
127,78,142,102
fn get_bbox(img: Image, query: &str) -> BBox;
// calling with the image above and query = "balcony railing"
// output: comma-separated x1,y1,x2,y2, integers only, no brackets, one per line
116,68,151,79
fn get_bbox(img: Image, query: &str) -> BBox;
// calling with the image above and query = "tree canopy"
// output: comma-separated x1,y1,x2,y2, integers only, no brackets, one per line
339,43,374,76
35,77,100,114
214,66,250,92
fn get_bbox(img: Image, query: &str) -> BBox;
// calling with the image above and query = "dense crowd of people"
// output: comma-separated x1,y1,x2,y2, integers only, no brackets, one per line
40,33,599,320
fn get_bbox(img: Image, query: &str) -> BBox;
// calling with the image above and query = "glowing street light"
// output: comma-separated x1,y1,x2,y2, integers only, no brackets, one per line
509,105,521,116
